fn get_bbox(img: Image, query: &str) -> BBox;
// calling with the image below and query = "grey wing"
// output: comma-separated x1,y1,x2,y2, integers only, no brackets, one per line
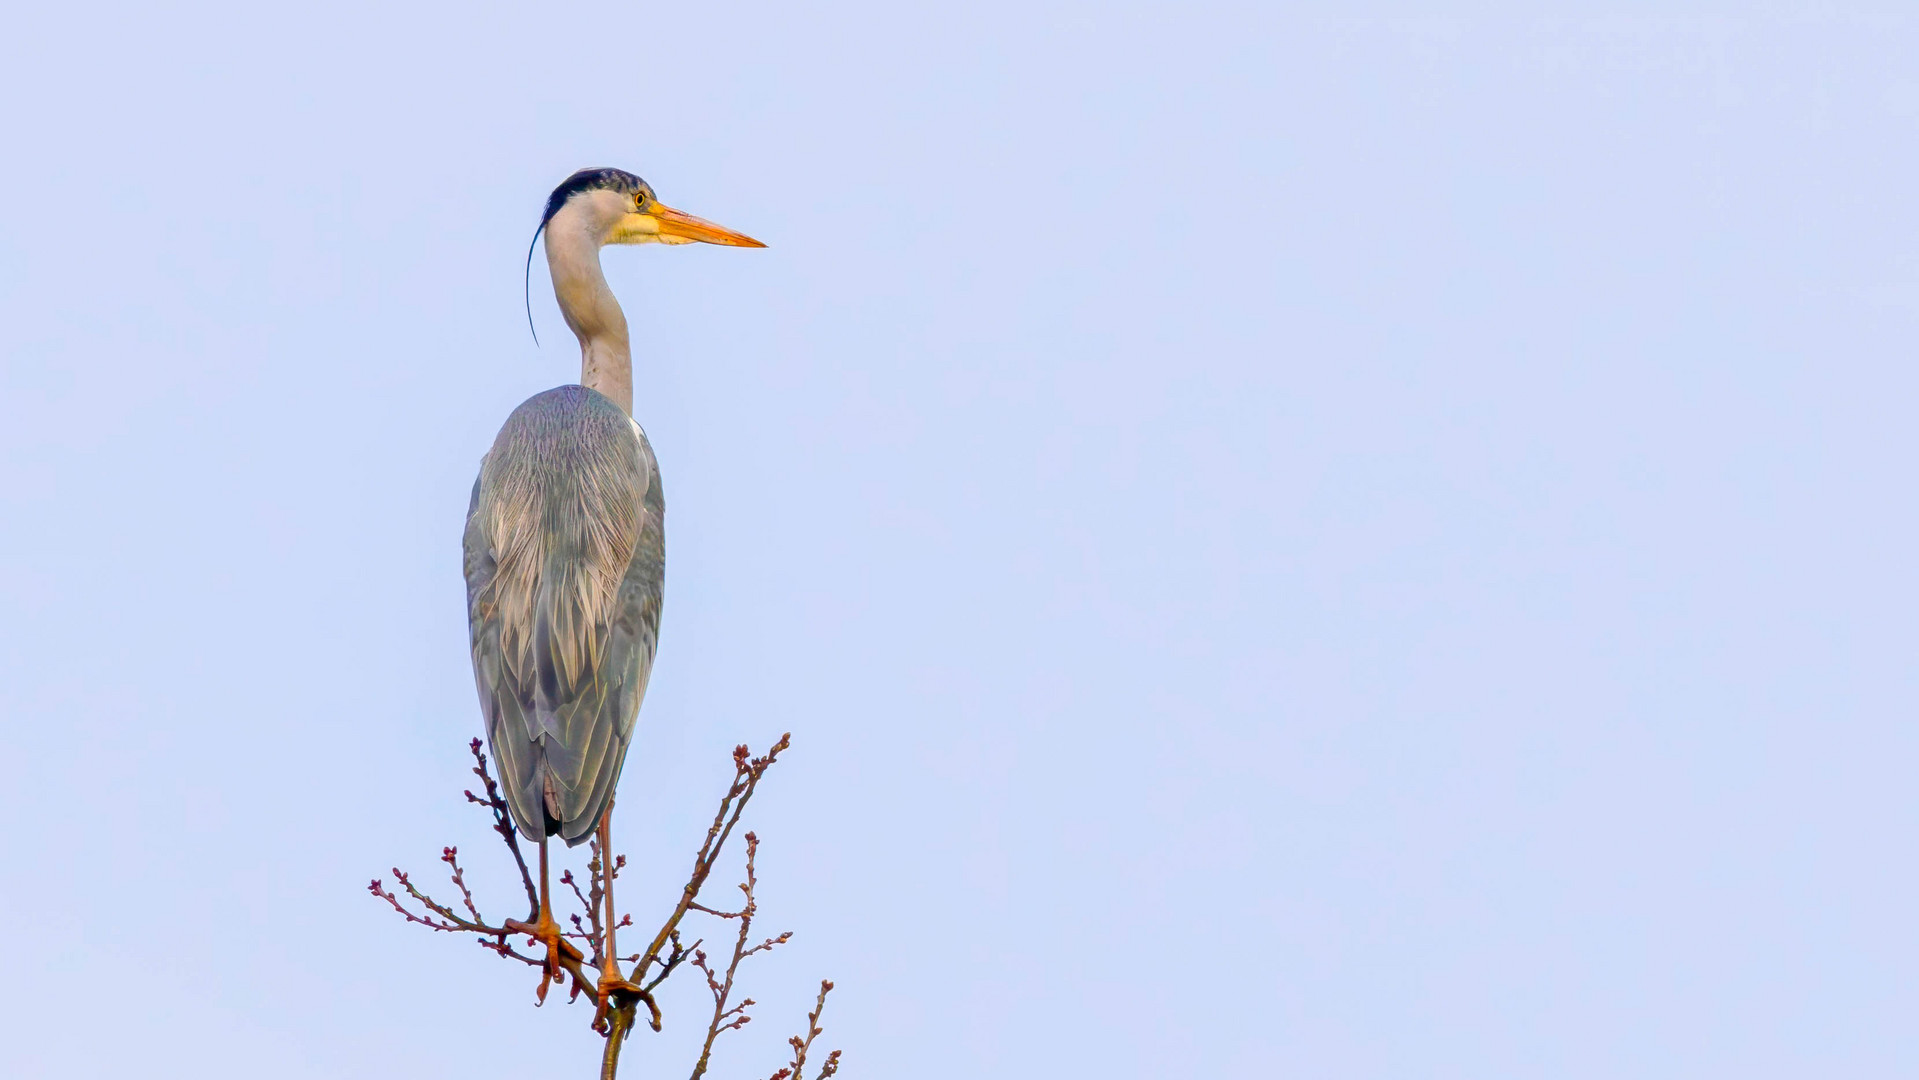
464,435,664,845
463,460,545,839
555,463,663,844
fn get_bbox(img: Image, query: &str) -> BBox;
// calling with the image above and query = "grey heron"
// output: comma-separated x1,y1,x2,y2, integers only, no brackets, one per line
463,167,763,1001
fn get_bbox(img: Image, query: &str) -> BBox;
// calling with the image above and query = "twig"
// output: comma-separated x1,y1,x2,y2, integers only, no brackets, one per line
638,929,695,991
461,737,538,918
688,833,794,1080
564,861,604,969
368,875,460,932
609,734,792,1040
373,745,603,1004
767,981,839,1080
376,733,820,1080
442,846,482,924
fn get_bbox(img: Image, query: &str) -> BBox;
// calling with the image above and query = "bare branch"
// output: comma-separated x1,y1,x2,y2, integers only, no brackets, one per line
374,733,833,1080
609,733,791,1041
688,833,792,1080
770,981,839,1080
367,878,461,932
461,737,538,918
441,846,482,924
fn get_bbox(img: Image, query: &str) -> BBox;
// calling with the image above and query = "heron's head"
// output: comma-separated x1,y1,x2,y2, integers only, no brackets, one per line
541,167,765,249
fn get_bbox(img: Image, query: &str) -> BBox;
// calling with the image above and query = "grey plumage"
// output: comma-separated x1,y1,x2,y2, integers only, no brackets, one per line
448,170,754,978
464,384,664,845
462,168,755,864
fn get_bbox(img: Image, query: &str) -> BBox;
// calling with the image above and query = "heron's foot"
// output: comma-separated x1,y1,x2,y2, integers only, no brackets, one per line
504,915,585,1004
590,965,648,1033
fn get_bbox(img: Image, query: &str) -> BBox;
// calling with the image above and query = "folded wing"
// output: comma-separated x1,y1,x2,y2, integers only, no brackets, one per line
463,385,664,844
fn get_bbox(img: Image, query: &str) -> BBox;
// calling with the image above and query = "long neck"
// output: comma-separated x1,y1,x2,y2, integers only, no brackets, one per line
545,218,633,414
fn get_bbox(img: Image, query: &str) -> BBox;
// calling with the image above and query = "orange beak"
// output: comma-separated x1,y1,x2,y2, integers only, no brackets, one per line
649,203,766,248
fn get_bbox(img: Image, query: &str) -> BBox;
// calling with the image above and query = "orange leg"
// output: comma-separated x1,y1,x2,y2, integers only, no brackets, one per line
596,804,642,998
508,835,584,1003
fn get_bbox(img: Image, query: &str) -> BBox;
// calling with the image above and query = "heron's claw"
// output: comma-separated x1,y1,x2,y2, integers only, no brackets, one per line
504,915,584,1004
589,961,654,1033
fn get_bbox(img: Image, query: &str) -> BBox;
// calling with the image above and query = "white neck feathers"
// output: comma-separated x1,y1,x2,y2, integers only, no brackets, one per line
544,203,633,415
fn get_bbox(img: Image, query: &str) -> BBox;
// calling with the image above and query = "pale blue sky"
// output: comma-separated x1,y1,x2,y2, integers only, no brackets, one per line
3,5,1917,1077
